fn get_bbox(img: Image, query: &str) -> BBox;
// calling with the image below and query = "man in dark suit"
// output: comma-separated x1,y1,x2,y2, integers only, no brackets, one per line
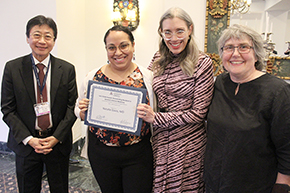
1,15,78,193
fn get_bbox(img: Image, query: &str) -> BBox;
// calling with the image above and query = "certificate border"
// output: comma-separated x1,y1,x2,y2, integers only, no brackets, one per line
84,80,147,136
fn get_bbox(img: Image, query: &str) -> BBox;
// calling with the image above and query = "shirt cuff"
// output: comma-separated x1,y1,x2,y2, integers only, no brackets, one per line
22,136,33,145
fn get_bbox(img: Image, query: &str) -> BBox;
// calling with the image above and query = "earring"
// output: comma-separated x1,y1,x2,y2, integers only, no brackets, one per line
107,60,109,64
133,53,136,61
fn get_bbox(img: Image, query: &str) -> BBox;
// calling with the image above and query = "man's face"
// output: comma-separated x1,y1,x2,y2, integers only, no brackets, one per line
27,24,55,62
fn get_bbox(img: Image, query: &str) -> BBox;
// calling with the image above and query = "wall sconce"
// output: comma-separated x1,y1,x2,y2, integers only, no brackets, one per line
112,0,140,31
231,0,251,14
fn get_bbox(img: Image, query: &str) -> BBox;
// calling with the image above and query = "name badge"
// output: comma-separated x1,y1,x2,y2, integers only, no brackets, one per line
34,102,50,117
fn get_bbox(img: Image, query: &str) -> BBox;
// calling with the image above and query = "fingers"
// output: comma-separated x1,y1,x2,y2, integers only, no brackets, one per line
29,137,57,155
137,104,155,123
35,148,52,155
79,98,89,120
79,98,89,108
137,104,148,116
79,98,89,112
137,103,148,112
39,136,59,149
33,142,52,154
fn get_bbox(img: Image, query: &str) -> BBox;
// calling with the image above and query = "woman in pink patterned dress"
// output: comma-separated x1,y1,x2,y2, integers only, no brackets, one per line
137,7,214,192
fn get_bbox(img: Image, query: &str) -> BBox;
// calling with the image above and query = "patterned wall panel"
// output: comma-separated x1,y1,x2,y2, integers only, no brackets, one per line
204,0,231,76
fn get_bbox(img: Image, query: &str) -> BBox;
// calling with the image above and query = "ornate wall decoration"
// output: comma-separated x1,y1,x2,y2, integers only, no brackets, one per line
266,56,290,79
205,0,231,76
207,53,224,76
208,0,228,18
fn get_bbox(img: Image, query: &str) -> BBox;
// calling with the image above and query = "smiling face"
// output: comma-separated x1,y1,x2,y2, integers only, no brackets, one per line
161,17,192,55
105,31,135,71
222,37,258,82
26,24,55,62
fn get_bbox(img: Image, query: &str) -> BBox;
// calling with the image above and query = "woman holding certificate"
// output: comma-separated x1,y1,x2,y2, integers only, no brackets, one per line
75,25,154,193
137,7,214,192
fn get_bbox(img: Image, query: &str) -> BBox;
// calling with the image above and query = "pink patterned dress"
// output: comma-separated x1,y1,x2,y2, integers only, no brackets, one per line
149,52,214,192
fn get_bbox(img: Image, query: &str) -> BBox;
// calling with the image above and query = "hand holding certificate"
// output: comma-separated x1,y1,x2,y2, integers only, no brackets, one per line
84,80,146,136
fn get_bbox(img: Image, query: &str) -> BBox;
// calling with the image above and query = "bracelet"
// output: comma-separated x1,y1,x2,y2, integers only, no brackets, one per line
272,184,290,193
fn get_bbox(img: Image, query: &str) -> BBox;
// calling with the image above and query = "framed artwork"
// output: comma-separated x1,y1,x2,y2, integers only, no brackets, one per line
266,56,290,80
204,0,231,76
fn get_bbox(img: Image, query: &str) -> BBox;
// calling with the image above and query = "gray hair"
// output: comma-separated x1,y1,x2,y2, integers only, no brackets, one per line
217,24,265,71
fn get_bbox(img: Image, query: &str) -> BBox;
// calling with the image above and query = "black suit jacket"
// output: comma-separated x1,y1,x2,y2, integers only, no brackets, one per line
1,54,78,157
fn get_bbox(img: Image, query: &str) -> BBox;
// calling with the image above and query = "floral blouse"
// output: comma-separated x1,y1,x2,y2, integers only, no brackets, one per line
89,67,150,146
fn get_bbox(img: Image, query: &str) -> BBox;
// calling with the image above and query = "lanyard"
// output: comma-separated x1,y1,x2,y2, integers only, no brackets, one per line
30,54,51,97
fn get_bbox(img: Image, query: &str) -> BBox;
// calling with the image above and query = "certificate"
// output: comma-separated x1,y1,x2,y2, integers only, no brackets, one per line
84,80,147,136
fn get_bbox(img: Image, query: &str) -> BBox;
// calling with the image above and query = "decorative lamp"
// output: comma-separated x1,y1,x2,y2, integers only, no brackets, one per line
112,0,140,31
112,11,122,22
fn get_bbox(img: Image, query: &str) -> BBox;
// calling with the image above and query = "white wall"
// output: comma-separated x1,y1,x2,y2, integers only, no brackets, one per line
0,0,57,142
230,0,290,55
0,0,207,142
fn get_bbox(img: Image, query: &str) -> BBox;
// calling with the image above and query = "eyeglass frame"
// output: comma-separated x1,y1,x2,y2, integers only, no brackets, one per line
221,44,254,54
161,29,188,41
30,32,55,41
105,42,131,54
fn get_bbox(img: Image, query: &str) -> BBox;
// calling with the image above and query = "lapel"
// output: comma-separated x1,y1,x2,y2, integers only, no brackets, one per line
21,55,36,104
50,55,63,108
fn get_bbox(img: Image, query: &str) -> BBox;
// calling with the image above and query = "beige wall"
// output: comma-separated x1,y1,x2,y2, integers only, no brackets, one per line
0,0,207,142
55,0,208,141
0,0,289,142
55,0,207,82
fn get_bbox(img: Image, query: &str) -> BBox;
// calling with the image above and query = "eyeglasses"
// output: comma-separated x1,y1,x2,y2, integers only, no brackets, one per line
161,29,187,40
106,43,130,54
221,44,253,54
30,32,54,41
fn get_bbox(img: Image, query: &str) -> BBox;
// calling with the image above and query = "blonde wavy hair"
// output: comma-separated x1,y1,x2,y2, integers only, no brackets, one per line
152,7,200,77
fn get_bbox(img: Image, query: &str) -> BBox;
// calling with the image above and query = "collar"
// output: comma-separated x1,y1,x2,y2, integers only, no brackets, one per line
32,55,50,67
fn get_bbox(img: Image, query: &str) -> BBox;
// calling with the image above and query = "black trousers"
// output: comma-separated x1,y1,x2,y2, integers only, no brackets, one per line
15,146,69,193
88,131,153,193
